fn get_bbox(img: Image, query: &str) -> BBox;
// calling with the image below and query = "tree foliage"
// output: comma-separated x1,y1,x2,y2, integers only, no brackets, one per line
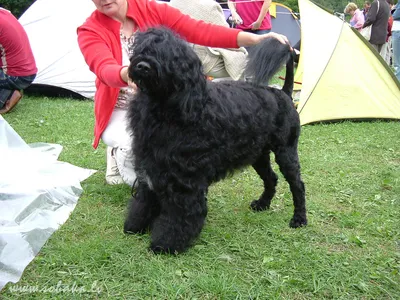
1,0,35,18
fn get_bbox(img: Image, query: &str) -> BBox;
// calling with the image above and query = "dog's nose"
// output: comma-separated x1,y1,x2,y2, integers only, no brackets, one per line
136,61,151,72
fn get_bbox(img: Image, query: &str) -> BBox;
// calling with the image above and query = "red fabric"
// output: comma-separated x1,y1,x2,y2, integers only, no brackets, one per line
0,9,37,76
78,0,241,148
231,0,272,30
387,16,393,41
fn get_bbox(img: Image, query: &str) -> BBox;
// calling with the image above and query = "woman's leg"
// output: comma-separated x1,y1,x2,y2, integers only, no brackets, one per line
101,108,137,186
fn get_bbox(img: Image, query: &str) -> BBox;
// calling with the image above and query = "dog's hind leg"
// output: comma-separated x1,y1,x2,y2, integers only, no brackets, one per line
150,188,208,254
250,152,278,211
274,146,307,228
124,182,161,234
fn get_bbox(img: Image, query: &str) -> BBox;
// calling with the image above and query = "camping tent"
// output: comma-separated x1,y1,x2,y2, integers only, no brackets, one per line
269,2,301,48
19,0,96,99
295,0,400,125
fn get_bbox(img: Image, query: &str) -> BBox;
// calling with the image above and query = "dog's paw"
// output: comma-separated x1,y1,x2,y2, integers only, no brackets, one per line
250,200,269,211
123,220,148,235
149,244,180,255
289,215,308,228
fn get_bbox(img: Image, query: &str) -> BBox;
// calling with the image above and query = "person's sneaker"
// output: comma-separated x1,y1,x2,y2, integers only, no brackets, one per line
106,147,124,185
0,90,22,114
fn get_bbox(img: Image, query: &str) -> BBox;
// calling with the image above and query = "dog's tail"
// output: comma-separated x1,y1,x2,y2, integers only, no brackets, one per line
244,38,294,97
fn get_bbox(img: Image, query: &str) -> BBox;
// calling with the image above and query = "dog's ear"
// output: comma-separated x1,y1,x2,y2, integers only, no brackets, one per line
165,79,207,120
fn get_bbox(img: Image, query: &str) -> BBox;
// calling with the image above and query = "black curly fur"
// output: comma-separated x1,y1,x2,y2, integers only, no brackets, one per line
124,27,307,254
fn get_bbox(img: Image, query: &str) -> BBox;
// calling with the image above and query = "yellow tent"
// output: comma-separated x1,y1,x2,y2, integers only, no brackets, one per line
295,0,400,125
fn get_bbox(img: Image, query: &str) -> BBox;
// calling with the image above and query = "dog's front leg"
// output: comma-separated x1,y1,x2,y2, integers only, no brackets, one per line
149,188,208,254
124,182,161,234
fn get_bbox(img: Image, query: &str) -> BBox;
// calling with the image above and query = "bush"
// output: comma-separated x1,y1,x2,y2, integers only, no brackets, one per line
1,0,35,18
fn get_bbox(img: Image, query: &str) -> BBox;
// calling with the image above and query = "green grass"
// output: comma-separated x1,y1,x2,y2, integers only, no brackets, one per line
1,96,400,299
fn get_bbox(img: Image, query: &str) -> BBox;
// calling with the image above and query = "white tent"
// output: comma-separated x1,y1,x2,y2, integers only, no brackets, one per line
19,0,96,99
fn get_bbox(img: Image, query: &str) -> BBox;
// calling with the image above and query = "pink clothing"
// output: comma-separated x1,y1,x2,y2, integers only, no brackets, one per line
231,0,271,30
350,9,365,31
0,9,37,76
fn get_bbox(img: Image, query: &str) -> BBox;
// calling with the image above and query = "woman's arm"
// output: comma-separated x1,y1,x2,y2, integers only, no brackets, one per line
237,31,289,47
77,28,127,88
228,0,243,25
252,0,272,30
354,10,365,29
156,2,288,49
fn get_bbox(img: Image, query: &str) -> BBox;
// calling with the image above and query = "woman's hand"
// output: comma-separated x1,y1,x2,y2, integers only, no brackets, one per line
127,77,137,91
251,20,262,30
231,11,243,25
237,31,291,49
261,32,290,46
120,66,137,90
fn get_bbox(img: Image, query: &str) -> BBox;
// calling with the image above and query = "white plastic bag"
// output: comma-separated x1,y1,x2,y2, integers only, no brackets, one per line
0,116,96,290
360,25,372,40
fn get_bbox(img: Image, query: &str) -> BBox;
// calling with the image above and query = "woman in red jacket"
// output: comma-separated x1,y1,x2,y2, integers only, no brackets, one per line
78,0,289,186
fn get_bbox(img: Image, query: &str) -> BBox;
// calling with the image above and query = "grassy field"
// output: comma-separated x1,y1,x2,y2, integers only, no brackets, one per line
1,96,399,299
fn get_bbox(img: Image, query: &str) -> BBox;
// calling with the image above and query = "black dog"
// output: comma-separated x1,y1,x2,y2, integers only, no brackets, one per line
124,27,307,254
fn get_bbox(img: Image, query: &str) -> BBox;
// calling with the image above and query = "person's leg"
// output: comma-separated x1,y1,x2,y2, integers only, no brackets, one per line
392,31,400,81
0,72,35,113
0,89,13,110
101,108,137,186
0,71,23,113
377,44,384,57
370,43,379,52
105,146,124,185
206,58,231,79
0,90,22,114
381,41,389,64
0,70,14,110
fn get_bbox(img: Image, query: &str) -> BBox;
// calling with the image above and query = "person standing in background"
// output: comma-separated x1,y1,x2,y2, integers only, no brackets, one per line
362,0,390,54
392,1,400,80
344,2,365,31
381,0,394,65
363,1,371,18
228,0,272,35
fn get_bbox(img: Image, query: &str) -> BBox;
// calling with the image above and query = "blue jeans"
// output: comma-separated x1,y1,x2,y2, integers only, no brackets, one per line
243,29,271,35
392,30,400,81
0,69,36,108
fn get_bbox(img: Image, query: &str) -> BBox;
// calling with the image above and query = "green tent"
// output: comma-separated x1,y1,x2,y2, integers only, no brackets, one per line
295,0,400,125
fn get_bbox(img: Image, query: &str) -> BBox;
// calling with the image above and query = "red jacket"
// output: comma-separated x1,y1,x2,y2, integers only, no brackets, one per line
0,9,37,77
78,0,240,148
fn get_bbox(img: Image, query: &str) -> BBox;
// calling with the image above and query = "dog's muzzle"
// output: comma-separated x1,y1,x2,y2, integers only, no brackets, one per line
135,61,151,73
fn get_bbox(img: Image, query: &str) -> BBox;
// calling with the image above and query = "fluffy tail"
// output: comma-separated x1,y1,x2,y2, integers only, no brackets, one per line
244,38,294,97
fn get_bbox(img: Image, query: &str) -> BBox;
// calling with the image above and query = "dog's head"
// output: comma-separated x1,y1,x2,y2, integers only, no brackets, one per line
128,27,206,102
